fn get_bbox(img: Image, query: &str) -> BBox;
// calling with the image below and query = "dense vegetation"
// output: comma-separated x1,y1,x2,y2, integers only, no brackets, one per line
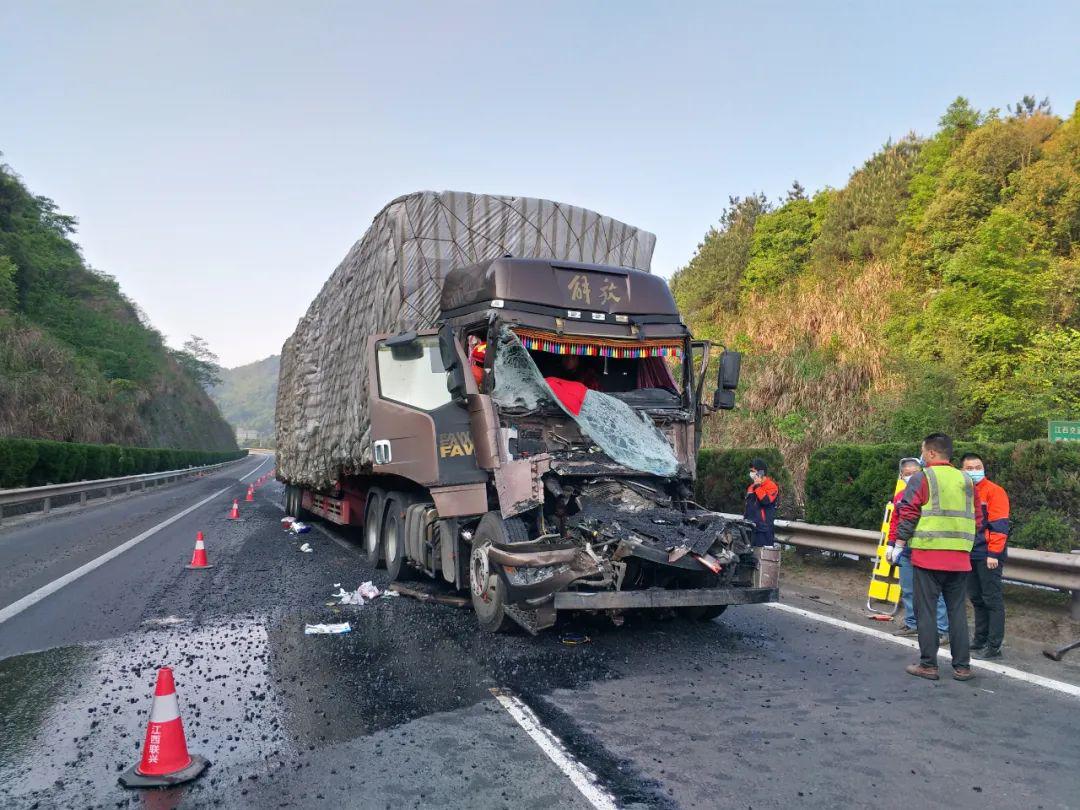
0,158,236,450
0,437,246,488
696,440,1078,553
209,355,279,447
673,97,1080,501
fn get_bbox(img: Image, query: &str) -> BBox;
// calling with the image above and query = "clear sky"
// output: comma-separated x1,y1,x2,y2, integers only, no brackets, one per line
2,1,1078,367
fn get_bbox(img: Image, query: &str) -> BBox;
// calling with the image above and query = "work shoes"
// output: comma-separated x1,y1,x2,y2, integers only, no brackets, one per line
893,626,918,637
953,667,975,681
906,663,940,680
973,647,1002,660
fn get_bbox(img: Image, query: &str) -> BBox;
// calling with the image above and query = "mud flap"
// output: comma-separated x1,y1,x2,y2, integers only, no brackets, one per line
753,546,781,589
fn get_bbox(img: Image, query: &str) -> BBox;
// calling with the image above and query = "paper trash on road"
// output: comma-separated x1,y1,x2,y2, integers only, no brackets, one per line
331,581,381,605
281,516,295,529
299,542,313,553
304,622,352,635
290,521,311,534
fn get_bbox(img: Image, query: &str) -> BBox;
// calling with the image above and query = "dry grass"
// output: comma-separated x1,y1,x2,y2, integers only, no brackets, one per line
701,261,907,506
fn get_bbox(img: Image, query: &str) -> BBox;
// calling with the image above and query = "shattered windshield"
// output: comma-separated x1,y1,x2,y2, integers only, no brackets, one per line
491,327,679,476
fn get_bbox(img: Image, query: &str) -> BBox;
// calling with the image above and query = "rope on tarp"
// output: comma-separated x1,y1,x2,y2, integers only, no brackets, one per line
512,327,683,359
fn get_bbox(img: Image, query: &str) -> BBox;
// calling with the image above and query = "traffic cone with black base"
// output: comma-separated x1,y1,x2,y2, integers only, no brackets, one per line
185,531,213,570
229,499,240,520
118,667,208,788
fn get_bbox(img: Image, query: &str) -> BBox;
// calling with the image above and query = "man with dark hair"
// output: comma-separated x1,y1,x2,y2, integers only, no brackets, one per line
888,458,949,641
960,452,1010,659
893,433,982,681
744,458,779,547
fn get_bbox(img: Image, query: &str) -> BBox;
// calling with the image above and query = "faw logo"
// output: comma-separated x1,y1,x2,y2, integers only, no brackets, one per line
439,431,474,458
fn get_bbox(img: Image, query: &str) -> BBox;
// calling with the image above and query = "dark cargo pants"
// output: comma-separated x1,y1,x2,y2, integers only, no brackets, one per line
968,559,1005,650
913,565,970,669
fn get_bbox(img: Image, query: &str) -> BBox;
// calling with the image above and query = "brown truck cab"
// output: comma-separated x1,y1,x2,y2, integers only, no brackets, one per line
288,257,778,633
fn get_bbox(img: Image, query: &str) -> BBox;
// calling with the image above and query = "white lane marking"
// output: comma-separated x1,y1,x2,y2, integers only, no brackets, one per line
490,688,618,810
239,455,272,482
0,486,232,625
767,602,1080,699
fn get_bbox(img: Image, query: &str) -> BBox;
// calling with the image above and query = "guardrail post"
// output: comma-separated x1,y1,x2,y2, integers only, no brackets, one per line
1071,590,1080,621
80,491,87,506
42,496,50,514
105,486,112,500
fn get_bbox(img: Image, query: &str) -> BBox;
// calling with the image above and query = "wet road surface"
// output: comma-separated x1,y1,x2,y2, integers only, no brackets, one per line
1,458,1078,809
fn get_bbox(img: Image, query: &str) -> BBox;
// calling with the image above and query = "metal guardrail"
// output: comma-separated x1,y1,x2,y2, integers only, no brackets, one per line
719,513,1080,619
0,457,248,525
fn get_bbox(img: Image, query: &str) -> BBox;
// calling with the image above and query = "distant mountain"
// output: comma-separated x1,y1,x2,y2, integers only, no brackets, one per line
0,159,237,450
210,355,279,446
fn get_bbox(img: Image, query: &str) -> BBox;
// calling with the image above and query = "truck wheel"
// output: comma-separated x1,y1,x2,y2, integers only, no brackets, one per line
680,605,728,621
383,495,412,582
469,512,526,633
363,488,386,568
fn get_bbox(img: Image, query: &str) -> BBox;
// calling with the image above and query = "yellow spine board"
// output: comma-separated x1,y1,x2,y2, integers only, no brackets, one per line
866,478,905,613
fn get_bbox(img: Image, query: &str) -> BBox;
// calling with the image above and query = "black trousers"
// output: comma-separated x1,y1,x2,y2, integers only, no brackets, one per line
968,559,1005,649
913,565,970,668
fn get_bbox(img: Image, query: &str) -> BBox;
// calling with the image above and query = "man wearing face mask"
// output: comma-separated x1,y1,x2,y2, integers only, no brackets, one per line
893,433,982,681
744,458,779,547
888,458,949,642
960,453,1009,659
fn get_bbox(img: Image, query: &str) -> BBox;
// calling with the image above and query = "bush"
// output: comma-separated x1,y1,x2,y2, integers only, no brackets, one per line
0,438,247,488
696,447,796,519
0,438,39,488
1011,509,1074,553
805,440,1079,552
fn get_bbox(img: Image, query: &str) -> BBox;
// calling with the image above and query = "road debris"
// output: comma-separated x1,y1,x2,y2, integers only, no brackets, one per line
304,622,352,634
331,581,381,605
299,542,313,553
560,631,591,646
388,583,470,608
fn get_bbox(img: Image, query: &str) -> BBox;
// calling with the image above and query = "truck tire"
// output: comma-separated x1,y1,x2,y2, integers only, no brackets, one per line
363,488,386,568
469,512,528,634
382,495,412,582
680,605,728,621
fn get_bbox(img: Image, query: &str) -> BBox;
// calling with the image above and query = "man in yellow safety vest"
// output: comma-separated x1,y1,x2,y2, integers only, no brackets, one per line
892,433,982,682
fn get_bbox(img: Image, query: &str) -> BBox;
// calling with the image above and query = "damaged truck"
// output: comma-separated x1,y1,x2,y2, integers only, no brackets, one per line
275,191,779,633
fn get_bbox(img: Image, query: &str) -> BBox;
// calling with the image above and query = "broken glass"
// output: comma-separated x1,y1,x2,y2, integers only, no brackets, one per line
492,327,679,476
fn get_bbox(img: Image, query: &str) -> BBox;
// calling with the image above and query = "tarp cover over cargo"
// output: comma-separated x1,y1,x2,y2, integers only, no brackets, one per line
275,191,657,488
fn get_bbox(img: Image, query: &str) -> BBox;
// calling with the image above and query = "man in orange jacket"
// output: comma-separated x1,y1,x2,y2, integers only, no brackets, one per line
960,453,1009,659
744,458,779,547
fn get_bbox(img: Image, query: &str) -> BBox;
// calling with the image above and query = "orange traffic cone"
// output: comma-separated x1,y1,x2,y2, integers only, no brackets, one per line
229,499,240,520
185,531,213,570
118,667,208,788
245,485,254,502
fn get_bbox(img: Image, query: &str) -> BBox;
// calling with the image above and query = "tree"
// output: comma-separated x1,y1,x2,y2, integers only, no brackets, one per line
1008,95,1052,118
0,255,17,310
785,180,807,202
174,335,222,389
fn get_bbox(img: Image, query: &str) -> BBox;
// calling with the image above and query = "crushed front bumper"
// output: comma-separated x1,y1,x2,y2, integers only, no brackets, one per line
552,586,778,611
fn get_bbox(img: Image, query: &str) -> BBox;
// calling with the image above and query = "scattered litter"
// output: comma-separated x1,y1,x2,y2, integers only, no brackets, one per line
304,622,351,634
299,542,313,553
331,581,381,605
869,614,893,622
560,631,591,646
382,590,400,598
291,521,311,534
281,516,296,529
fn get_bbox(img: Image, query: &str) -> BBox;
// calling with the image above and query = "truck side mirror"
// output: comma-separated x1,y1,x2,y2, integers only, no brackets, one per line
718,350,741,390
439,325,468,402
386,330,422,361
713,389,736,410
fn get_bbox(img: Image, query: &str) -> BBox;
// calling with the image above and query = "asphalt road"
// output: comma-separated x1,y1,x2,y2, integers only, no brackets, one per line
1,456,1078,809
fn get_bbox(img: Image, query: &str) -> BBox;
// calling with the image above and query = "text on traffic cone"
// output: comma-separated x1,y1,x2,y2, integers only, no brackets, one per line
138,667,193,776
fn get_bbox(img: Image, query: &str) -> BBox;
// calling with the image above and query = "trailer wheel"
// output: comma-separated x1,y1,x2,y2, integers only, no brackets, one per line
383,495,412,582
680,605,728,621
363,488,386,568
469,512,525,634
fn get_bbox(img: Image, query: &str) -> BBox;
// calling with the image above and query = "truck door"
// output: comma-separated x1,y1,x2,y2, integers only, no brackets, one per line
368,330,487,487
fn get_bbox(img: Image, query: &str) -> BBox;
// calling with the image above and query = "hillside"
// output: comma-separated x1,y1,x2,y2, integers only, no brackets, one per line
210,355,279,447
672,97,1080,493
0,158,237,451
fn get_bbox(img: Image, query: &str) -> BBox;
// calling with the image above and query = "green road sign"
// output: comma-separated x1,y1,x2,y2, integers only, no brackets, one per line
1048,420,1080,441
